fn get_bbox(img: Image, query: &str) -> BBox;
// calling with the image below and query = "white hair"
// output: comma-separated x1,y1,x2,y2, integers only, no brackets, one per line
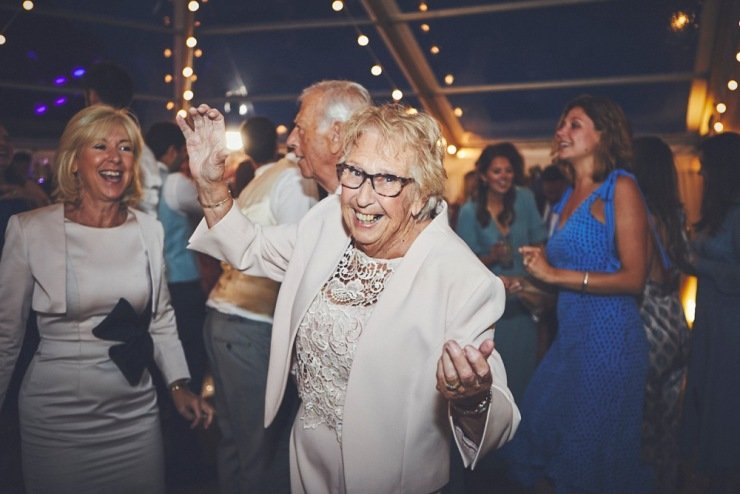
299,80,372,132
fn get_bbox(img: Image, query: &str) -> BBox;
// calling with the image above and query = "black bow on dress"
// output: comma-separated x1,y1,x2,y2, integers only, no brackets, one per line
92,298,154,386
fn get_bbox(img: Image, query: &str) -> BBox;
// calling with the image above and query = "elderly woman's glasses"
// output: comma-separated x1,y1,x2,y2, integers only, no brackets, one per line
336,163,414,198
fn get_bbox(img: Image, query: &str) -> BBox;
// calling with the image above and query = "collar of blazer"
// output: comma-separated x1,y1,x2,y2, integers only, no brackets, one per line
25,203,160,315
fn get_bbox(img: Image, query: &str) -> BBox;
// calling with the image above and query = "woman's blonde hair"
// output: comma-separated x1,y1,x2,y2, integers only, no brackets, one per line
54,105,144,207
341,104,447,220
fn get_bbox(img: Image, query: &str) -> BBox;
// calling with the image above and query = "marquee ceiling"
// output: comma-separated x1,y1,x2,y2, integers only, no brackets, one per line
0,0,737,148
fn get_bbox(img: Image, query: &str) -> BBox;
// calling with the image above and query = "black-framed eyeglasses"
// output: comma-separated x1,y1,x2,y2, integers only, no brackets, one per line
336,163,414,198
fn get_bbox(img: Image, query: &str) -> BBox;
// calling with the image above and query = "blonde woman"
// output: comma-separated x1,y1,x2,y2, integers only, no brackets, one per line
0,105,213,494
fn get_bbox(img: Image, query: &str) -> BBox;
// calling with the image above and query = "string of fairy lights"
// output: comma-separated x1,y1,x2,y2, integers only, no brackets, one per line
161,0,204,120
411,1,465,155
707,18,739,135
330,0,462,155
329,0,463,120
414,1,465,121
331,0,405,102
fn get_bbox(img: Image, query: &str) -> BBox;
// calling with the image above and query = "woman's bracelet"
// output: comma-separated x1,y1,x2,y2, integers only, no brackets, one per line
199,196,231,209
169,379,190,393
581,271,590,293
450,389,492,417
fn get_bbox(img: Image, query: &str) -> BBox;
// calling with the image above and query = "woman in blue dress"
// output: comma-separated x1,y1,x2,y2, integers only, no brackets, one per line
455,143,547,403
680,132,740,493
508,95,653,493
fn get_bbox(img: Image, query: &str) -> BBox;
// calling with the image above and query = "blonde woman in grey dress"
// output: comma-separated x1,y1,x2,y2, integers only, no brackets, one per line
0,105,214,494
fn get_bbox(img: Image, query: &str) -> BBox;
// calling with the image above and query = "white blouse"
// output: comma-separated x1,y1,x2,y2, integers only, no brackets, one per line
292,242,399,441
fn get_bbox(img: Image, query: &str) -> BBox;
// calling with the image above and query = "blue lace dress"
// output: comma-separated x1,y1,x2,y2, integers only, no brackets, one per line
505,170,653,493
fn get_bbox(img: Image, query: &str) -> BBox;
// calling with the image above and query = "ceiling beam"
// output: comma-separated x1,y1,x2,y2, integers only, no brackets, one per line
199,0,614,35
392,0,616,22
360,0,620,148
197,0,614,36
0,4,170,33
442,72,700,95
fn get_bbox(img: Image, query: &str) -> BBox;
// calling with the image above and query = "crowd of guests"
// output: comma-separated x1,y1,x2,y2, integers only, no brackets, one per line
0,60,738,494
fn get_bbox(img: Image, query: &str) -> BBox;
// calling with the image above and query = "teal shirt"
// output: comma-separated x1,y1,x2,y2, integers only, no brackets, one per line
456,186,548,402
455,186,547,277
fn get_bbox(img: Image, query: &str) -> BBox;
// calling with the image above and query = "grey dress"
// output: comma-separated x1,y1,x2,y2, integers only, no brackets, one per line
0,206,190,494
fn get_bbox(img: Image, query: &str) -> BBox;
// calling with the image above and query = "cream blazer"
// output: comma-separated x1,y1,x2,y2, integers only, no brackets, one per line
0,203,190,407
189,195,520,493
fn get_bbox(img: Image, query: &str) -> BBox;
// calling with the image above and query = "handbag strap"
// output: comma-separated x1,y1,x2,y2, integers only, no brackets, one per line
647,212,673,270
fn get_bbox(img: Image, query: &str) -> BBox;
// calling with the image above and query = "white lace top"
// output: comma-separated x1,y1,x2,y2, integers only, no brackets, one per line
292,242,399,441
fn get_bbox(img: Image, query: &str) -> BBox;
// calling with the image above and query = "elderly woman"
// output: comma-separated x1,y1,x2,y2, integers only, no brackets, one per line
0,105,213,494
180,103,519,493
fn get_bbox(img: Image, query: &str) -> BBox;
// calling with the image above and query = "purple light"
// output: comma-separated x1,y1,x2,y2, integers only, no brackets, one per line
54,76,67,86
72,67,86,78
55,97,67,106
35,104,48,115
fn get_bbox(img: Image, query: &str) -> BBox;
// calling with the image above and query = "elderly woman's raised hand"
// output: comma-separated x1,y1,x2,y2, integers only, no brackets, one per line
436,339,493,406
176,104,229,187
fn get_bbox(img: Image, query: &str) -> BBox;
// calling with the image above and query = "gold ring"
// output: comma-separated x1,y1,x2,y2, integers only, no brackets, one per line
445,381,461,392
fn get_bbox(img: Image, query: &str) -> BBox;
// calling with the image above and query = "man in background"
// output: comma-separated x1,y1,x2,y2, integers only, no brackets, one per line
285,80,372,194
146,121,207,392
82,62,161,217
203,116,318,494
145,121,210,486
